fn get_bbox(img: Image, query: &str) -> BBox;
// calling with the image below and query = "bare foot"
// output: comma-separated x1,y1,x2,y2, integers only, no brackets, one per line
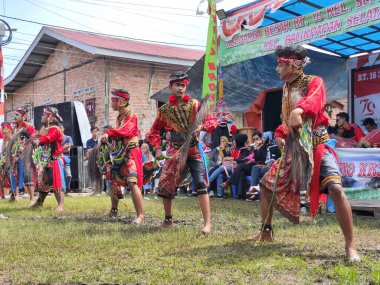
29,196,38,206
133,215,144,225
248,231,274,242
346,246,360,263
157,220,173,229
201,223,212,235
55,205,64,212
30,200,43,208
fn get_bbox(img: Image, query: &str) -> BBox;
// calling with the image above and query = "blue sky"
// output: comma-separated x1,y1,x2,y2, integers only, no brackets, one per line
1,0,250,78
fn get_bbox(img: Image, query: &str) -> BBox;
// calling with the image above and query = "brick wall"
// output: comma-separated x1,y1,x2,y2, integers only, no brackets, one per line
5,42,187,135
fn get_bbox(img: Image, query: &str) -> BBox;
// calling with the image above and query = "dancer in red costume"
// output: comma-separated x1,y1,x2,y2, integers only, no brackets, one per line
9,106,36,203
100,89,144,224
32,107,66,212
0,123,12,198
147,71,216,234
251,45,360,262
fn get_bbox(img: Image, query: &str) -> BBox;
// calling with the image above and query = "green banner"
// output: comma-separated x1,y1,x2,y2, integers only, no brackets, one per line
219,0,380,66
202,0,218,110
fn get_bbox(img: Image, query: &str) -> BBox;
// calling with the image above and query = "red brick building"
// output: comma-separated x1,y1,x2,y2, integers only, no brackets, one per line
4,27,204,135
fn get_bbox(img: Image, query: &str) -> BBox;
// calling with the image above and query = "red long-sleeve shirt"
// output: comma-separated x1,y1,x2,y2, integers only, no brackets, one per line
38,126,64,156
14,121,36,137
106,111,139,140
147,95,217,150
275,75,329,139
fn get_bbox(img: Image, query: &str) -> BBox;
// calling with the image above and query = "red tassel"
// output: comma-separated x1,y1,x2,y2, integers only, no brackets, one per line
169,94,190,104
169,95,176,104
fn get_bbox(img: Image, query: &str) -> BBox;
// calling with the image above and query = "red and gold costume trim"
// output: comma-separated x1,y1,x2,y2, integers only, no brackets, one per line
261,73,336,222
38,125,65,191
147,95,199,150
105,108,143,188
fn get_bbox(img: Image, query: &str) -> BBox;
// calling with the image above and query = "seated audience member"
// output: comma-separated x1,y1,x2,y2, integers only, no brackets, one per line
207,136,231,198
336,112,364,142
221,133,264,199
359,118,380,148
362,117,377,133
212,134,249,198
246,143,281,201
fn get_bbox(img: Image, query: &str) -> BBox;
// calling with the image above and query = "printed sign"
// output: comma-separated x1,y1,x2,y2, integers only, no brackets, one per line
219,0,380,66
336,148,380,197
352,65,380,128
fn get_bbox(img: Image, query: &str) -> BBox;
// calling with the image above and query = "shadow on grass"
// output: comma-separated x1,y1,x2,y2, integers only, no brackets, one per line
169,240,342,266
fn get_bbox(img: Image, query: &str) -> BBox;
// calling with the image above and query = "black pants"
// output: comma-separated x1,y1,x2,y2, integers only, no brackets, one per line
229,163,254,198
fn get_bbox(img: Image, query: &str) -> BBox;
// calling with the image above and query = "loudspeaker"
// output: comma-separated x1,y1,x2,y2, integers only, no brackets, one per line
262,90,282,132
68,146,85,191
34,102,83,146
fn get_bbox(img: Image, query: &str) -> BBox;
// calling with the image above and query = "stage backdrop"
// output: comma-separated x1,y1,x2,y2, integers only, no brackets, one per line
336,148,380,200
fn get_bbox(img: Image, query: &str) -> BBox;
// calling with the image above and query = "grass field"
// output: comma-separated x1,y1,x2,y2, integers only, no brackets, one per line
0,194,379,285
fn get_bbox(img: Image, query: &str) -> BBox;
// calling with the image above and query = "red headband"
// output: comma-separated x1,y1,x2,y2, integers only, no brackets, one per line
1,123,12,130
43,109,57,118
15,109,28,115
278,54,302,63
111,91,130,101
170,78,189,86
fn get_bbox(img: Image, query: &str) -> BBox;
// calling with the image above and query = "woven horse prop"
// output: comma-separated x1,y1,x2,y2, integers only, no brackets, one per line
88,138,130,199
5,131,55,191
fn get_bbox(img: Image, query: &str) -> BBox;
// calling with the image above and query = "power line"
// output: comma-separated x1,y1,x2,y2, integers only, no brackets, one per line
23,0,205,42
0,15,206,48
23,0,96,32
68,0,197,12
63,0,208,19
31,0,206,30
14,31,38,37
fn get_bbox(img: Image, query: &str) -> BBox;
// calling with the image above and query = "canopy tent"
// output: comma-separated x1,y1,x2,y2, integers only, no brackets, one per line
151,49,347,113
152,0,379,118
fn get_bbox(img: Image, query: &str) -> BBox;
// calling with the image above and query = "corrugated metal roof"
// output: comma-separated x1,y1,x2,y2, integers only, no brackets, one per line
5,26,204,93
49,27,204,61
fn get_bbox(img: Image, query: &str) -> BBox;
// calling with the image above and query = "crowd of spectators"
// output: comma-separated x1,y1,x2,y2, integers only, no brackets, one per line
328,112,379,148
83,110,377,202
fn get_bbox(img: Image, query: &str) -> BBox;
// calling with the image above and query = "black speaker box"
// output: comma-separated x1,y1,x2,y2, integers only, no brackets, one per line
68,146,85,191
262,90,282,132
34,102,83,146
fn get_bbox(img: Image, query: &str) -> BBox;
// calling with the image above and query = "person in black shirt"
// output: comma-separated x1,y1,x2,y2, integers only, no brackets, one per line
222,132,265,198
